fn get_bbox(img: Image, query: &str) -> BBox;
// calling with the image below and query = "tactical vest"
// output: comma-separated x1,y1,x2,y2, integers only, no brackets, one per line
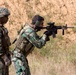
15,30,34,57
0,26,11,54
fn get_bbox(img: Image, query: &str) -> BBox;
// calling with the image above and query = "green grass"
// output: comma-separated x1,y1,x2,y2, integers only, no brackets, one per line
31,35,76,64
65,43,76,64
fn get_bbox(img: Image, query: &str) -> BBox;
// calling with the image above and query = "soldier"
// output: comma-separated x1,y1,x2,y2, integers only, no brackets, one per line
12,15,51,75
0,7,11,75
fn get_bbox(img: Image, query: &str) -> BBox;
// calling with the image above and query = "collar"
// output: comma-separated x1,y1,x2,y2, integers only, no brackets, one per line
29,24,35,29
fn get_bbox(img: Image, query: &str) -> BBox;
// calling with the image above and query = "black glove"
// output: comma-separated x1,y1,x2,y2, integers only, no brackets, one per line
46,36,50,41
44,31,51,36
44,31,51,41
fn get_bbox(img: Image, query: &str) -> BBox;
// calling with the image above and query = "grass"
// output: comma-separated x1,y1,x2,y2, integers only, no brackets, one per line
26,35,76,75
66,43,76,63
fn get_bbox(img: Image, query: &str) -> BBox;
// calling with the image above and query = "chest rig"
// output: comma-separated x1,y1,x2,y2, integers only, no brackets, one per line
15,27,34,57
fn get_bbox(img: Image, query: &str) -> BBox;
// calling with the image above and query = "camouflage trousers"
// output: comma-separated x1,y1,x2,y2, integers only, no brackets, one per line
12,49,31,75
0,54,11,75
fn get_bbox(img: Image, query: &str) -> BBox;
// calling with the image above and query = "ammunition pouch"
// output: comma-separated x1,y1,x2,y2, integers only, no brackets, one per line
23,42,34,57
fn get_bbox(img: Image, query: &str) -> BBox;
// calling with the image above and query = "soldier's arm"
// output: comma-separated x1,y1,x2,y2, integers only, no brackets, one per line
22,29,47,48
0,30,3,51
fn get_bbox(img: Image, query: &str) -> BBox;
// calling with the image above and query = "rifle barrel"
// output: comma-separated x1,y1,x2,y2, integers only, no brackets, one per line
67,27,74,28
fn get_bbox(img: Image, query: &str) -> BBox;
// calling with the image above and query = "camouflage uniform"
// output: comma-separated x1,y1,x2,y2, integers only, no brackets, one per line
12,24,47,75
0,7,11,75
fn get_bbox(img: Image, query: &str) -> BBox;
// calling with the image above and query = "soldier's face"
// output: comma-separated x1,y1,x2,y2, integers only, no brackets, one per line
35,21,44,31
0,15,9,24
39,21,44,27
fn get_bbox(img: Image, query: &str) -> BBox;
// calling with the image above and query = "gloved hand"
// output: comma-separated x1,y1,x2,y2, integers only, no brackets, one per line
46,36,50,41
44,30,51,36
44,31,51,41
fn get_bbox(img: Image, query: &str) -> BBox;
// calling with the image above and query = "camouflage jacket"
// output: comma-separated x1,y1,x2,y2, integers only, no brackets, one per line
0,25,11,55
15,23,47,56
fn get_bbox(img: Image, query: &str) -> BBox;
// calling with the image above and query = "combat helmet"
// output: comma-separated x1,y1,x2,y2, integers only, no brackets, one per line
0,7,10,18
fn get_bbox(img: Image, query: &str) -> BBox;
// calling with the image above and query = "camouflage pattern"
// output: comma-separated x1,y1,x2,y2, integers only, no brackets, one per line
12,23,47,75
12,49,31,75
0,25,11,75
21,24,47,48
0,7,10,18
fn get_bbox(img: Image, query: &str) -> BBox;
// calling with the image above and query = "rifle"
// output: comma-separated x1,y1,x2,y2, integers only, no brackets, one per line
41,22,74,38
12,22,74,43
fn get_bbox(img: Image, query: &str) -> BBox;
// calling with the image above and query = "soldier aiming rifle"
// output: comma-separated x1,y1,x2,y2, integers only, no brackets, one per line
12,14,74,75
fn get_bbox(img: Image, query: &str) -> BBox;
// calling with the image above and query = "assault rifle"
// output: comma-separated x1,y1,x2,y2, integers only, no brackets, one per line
41,22,74,38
